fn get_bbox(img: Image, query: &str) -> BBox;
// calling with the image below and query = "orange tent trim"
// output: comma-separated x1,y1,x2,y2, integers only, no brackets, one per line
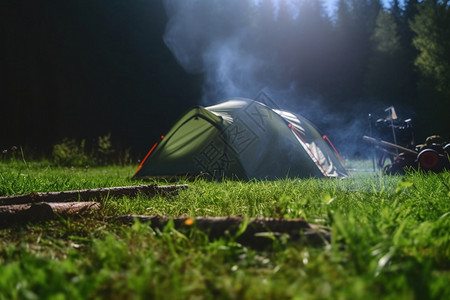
133,142,158,176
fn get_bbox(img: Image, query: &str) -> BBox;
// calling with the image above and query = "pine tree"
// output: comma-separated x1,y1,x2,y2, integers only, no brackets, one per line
332,0,382,102
410,0,450,98
364,10,407,101
409,0,450,139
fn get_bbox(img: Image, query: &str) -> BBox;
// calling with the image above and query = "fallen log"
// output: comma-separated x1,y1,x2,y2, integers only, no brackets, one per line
0,202,101,227
0,184,188,206
115,215,331,247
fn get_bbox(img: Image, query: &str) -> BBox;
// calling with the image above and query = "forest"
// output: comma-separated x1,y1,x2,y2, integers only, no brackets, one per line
1,0,449,159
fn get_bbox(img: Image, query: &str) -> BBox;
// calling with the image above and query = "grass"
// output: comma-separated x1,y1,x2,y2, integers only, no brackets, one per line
0,159,449,299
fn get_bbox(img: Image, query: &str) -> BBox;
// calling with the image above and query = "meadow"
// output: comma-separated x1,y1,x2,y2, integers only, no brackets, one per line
0,159,449,299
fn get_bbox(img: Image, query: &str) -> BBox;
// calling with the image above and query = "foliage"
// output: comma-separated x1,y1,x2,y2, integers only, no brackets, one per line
0,161,449,299
411,0,450,97
95,133,115,166
52,138,92,168
51,133,132,167
365,10,405,100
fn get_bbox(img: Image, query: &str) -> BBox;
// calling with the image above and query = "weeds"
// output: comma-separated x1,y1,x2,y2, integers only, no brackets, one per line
52,137,91,167
51,133,133,167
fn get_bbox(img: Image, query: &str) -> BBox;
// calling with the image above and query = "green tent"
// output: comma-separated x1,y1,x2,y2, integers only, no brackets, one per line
133,98,349,180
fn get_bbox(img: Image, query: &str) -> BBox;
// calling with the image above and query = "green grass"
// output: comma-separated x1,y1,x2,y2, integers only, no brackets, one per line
0,159,449,299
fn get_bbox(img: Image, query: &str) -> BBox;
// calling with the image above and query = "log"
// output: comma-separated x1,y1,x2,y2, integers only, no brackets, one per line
0,202,101,227
115,215,331,247
0,184,188,206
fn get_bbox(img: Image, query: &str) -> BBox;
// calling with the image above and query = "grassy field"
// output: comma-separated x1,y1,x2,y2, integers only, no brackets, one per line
0,159,449,299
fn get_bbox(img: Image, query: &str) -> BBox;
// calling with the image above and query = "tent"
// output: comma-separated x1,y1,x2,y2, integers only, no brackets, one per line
133,98,349,180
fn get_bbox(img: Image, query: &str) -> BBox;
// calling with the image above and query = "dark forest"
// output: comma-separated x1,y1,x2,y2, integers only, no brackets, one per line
1,0,449,159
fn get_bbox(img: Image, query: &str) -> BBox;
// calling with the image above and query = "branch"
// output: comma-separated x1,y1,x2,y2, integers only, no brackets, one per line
0,202,101,227
0,184,188,206
115,215,331,247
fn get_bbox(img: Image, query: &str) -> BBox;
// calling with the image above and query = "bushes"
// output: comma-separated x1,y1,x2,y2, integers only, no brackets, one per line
52,133,132,167
52,138,91,167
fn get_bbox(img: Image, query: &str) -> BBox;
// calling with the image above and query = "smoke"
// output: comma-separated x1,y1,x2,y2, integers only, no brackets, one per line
201,35,266,102
163,0,292,104
161,0,400,158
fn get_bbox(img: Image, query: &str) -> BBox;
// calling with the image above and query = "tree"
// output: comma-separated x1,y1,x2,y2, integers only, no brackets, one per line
331,0,383,102
396,0,420,103
407,0,450,139
390,0,402,21
410,0,450,97
365,11,405,101
288,0,334,94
